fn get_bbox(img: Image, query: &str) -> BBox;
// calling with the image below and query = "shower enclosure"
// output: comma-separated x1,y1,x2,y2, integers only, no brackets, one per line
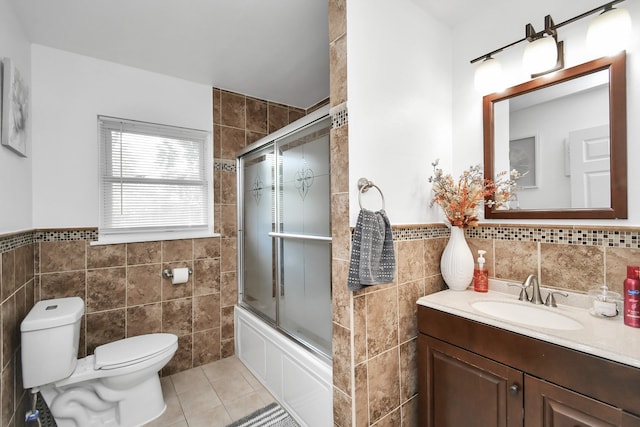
237,109,332,359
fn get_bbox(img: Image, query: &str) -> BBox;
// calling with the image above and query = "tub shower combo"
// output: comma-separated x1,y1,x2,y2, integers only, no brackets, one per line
236,106,333,426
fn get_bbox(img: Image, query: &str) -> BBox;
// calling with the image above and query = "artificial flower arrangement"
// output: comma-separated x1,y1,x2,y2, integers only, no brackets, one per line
428,159,521,228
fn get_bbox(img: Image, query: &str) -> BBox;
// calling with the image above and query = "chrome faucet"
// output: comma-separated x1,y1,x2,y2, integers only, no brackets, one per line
523,274,544,304
518,274,569,307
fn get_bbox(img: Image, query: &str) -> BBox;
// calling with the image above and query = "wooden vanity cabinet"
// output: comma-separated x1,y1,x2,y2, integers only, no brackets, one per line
419,335,524,426
418,305,640,427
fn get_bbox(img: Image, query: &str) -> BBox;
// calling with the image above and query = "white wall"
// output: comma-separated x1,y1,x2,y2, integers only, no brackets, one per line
31,45,213,229
452,0,640,226
0,0,32,234
346,0,453,225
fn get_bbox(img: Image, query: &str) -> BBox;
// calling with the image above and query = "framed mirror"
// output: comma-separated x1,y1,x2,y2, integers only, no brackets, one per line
483,52,627,220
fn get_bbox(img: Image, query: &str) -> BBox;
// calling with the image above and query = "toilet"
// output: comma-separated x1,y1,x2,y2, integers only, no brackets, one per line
21,297,178,427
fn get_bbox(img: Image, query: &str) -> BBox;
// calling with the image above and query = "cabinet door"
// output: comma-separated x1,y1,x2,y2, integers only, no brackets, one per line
525,375,626,427
418,335,524,427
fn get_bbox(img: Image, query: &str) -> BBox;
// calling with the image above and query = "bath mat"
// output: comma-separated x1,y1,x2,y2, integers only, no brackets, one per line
225,402,300,427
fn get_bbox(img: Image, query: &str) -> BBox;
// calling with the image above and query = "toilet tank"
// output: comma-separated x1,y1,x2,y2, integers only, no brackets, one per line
21,297,84,389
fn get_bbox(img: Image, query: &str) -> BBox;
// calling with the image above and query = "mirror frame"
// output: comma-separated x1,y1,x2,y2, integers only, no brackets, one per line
483,52,627,220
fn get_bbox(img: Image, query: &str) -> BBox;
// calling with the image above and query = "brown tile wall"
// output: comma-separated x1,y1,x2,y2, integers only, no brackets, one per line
0,232,35,427
36,236,222,375
329,1,353,426
334,233,448,427
466,225,640,296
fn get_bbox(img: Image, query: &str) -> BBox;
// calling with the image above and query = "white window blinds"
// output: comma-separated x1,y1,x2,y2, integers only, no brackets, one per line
98,116,212,239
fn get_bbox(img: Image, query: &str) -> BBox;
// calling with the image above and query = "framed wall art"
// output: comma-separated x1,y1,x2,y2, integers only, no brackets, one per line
2,58,29,157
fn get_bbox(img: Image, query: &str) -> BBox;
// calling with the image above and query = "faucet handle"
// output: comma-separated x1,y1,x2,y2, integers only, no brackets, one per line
544,291,569,307
508,282,530,301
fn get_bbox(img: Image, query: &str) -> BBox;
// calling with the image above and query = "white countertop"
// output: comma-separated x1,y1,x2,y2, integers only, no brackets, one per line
417,280,640,369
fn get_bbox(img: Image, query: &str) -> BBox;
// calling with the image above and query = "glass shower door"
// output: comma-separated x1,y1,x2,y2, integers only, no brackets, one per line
276,118,332,355
238,115,332,358
241,146,276,321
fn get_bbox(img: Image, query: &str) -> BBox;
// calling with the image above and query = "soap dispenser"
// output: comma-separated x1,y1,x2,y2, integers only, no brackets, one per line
473,250,489,292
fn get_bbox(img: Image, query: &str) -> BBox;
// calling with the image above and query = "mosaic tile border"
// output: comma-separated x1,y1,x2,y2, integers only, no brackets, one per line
465,225,640,248
389,224,640,249
215,159,236,172
0,231,34,253
35,229,98,243
391,225,450,241
3,224,640,252
330,103,348,129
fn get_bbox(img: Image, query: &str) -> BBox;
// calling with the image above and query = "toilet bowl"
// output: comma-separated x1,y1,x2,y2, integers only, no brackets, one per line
21,297,178,427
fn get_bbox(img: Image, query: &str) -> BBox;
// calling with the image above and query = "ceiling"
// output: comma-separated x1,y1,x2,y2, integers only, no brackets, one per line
9,0,504,109
415,0,510,28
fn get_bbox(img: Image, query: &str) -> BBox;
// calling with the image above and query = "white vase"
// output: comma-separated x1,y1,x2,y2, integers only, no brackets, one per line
440,226,474,291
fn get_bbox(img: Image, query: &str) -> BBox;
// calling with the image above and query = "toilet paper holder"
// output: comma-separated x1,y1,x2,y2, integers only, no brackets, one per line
162,267,193,279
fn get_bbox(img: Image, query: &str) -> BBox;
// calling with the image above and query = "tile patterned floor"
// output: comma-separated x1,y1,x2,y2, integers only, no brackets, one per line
148,356,276,427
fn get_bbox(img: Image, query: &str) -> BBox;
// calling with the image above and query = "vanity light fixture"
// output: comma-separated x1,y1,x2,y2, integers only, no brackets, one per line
522,15,564,77
474,55,505,94
587,5,633,56
522,36,559,74
471,0,631,93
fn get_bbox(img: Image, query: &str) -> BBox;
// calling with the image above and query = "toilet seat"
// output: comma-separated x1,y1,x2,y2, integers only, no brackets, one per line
95,333,177,370
53,333,178,388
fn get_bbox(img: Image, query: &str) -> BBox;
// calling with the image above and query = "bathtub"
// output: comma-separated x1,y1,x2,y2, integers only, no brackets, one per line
234,305,333,427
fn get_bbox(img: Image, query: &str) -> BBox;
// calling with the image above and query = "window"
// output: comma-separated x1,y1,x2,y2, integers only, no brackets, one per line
97,116,213,244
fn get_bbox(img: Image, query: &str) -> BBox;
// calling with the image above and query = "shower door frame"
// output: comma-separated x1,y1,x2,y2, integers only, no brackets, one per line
236,106,332,362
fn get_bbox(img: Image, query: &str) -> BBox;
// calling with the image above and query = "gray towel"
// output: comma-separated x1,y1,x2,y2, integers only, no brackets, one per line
348,209,395,291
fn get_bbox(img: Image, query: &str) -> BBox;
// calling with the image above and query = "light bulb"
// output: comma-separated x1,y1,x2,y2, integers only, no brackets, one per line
523,36,558,75
587,7,632,56
474,57,505,94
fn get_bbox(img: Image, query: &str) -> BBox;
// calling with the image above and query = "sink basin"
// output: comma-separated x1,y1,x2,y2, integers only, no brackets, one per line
471,300,583,330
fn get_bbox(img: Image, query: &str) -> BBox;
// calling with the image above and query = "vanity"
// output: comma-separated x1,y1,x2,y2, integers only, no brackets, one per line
417,283,640,426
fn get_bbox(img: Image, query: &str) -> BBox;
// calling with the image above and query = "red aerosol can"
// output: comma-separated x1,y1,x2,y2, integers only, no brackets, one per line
624,265,640,328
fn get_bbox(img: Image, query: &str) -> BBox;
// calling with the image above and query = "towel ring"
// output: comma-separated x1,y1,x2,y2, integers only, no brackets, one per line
357,178,385,210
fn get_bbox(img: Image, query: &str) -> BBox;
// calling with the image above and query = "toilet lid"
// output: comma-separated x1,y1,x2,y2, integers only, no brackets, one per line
94,333,177,370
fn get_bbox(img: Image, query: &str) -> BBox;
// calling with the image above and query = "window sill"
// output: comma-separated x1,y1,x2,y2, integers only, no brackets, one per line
90,230,221,246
